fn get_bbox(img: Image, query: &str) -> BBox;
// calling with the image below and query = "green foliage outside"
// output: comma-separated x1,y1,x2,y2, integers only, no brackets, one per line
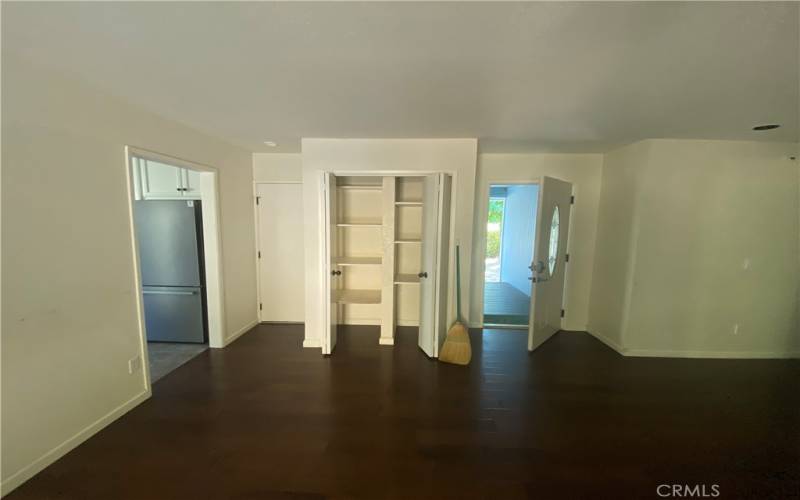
488,199,504,223
486,199,504,258
486,231,501,258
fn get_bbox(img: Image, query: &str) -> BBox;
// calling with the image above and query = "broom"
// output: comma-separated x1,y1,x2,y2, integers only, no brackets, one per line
439,245,471,365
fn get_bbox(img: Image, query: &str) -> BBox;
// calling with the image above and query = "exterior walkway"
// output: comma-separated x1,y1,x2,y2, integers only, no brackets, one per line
483,281,530,325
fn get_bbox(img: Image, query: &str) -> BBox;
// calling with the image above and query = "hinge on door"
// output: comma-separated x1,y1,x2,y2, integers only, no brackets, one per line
259,303,263,311
570,195,575,205
565,253,570,263
256,196,260,205
561,309,565,318
258,251,261,259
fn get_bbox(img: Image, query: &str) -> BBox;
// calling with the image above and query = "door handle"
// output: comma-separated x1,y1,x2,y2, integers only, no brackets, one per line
418,272,428,278
331,270,341,276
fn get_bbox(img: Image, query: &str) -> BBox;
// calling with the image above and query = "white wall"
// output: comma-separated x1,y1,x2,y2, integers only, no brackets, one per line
586,141,650,350
499,185,539,295
588,139,800,358
472,154,604,330
1,57,258,494
301,139,477,347
253,153,302,183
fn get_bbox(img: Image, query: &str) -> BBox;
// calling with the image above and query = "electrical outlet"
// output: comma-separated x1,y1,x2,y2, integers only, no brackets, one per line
128,355,142,374
732,323,739,335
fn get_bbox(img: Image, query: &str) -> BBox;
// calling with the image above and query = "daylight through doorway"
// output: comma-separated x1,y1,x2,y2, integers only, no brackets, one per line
483,184,539,326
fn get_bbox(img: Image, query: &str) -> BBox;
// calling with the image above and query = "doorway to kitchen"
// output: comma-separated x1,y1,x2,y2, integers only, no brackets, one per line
483,184,539,327
126,147,225,387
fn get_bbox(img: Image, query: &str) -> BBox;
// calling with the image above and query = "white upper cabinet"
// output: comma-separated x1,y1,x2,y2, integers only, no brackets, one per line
141,160,182,198
133,159,201,200
181,168,202,198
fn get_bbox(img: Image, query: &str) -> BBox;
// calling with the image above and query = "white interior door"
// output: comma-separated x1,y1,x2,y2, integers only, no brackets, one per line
529,176,572,351
323,172,339,355
418,175,440,357
257,183,304,322
433,174,452,357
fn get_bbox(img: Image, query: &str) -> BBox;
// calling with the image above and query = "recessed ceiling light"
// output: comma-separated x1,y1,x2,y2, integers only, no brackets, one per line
753,124,780,131
263,141,277,147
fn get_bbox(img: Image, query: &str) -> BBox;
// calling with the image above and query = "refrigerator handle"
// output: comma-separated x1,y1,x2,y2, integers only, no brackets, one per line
142,289,199,296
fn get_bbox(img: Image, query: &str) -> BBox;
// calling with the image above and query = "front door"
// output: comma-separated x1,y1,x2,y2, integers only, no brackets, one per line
528,176,572,351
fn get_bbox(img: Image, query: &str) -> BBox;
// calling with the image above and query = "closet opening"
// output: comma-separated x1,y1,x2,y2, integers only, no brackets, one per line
323,173,452,357
483,183,539,327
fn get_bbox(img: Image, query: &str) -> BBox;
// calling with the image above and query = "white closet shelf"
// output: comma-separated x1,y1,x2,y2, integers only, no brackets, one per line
336,219,383,227
395,201,423,206
338,185,382,191
394,273,420,284
334,289,381,304
335,256,382,266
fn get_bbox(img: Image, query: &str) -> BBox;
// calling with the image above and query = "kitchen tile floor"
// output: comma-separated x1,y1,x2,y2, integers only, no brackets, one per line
146,342,208,383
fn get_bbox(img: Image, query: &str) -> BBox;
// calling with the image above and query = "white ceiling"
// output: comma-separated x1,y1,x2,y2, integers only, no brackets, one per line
3,2,798,153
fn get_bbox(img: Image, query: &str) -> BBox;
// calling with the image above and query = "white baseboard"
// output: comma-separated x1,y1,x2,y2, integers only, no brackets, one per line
338,318,421,327
586,329,800,359
220,319,258,348
340,318,380,326
378,338,395,345
586,329,625,355
1,389,151,497
624,348,800,359
397,319,420,327
302,338,321,348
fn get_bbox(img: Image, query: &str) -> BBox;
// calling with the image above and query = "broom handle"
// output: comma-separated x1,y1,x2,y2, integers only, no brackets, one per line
455,245,461,322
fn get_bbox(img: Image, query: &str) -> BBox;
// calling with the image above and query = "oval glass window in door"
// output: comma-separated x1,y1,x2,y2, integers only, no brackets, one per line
548,206,560,276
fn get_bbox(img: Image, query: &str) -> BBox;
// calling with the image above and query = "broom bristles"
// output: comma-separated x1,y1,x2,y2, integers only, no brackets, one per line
439,321,471,365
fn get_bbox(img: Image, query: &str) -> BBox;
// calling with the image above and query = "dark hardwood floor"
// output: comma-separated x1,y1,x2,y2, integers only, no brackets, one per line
9,325,799,499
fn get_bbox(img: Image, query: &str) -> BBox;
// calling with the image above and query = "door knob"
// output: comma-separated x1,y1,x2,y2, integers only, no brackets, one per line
331,270,341,276
418,272,428,278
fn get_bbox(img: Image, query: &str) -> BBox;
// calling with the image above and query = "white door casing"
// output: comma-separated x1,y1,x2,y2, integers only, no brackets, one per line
528,176,573,351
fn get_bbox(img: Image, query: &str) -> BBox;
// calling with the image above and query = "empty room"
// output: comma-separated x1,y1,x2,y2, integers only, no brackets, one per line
2,2,798,499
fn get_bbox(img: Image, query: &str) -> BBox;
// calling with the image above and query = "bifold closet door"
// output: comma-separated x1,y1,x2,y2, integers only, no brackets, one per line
322,172,339,355
418,173,452,358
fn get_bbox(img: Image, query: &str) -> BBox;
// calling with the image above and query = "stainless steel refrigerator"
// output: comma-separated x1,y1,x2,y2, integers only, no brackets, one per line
134,200,207,343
